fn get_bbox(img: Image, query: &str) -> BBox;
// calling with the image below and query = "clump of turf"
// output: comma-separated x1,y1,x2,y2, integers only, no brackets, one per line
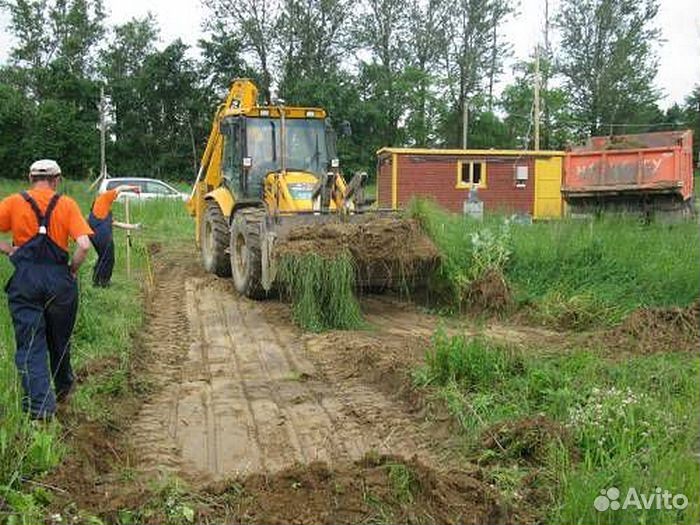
278,251,364,332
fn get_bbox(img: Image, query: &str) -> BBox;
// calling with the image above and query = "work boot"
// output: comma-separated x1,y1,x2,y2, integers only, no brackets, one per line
56,383,76,405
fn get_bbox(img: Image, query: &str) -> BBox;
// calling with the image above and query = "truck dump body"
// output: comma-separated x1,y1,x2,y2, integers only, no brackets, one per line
562,131,694,213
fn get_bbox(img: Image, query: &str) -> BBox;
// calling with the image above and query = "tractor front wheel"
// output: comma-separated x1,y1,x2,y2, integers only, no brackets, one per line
230,208,266,299
201,201,232,277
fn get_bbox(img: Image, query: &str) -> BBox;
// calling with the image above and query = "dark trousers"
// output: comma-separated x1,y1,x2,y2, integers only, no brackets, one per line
7,265,78,418
92,236,115,287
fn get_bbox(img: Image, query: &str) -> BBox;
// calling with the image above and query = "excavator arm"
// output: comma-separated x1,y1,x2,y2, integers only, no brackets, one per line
187,79,260,248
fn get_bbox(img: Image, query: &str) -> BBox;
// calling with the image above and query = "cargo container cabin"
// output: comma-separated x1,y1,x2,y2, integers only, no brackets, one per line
562,130,694,216
376,148,567,219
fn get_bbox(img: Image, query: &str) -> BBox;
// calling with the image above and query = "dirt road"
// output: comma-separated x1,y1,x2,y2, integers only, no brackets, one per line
52,247,577,522
132,252,449,482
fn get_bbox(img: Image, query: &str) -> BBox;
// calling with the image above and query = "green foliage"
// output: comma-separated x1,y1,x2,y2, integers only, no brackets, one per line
386,463,417,504
278,252,364,332
683,85,700,154
417,333,700,524
410,199,699,327
423,330,523,391
500,57,576,149
0,0,104,179
408,199,512,308
556,0,661,135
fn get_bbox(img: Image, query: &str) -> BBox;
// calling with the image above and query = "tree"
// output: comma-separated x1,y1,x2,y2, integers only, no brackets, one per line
101,17,210,180
3,0,104,90
683,85,699,157
0,78,35,177
501,58,575,149
403,0,448,146
557,0,661,136
205,0,279,102
198,30,250,97
0,0,105,178
276,0,349,104
100,16,160,176
352,0,412,149
436,0,512,146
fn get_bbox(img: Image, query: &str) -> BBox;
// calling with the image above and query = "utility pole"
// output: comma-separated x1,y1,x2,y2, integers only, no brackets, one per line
462,98,469,149
533,45,541,151
99,85,107,181
542,0,550,150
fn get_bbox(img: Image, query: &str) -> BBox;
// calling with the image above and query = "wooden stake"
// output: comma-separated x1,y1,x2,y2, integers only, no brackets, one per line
125,197,132,278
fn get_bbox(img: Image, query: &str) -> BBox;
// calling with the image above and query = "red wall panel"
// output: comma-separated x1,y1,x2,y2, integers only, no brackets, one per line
385,154,536,214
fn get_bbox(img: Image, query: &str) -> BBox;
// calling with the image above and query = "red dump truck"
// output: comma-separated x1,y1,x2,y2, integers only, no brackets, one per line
562,130,694,217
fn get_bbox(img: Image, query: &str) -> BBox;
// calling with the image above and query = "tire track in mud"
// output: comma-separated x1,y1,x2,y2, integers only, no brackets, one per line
130,252,442,481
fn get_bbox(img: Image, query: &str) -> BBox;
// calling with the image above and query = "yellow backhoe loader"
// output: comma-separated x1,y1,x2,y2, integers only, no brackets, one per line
187,78,436,298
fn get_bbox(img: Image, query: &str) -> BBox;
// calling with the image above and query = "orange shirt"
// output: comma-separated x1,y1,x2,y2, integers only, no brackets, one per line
0,188,93,251
91,189,118,220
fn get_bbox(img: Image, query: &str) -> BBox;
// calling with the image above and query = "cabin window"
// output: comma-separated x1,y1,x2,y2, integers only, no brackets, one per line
457,161,487,188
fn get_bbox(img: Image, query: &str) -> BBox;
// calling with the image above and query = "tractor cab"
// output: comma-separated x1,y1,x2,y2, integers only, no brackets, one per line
219,108,340,212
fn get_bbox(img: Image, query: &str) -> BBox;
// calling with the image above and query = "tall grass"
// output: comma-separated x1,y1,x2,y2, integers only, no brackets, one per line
416,332,700,524
409,199,699,328
0,178,193,522
278,251,364,332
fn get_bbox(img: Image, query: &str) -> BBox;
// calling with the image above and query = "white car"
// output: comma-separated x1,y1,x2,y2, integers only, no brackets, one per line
98,177,188,202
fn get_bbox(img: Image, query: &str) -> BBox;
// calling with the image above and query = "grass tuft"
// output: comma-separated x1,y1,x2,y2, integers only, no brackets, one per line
278,251,364,332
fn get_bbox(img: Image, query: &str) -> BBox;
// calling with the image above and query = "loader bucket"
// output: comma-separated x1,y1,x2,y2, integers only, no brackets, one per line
270,213,440,292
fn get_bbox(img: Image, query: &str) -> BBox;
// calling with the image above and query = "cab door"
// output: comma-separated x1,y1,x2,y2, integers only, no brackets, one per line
222,118,242,195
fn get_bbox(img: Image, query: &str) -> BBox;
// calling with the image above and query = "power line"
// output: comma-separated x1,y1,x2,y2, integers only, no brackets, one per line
504,111,691,129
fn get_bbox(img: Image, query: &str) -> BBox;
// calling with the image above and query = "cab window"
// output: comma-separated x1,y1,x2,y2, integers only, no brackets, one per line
223,120,241,188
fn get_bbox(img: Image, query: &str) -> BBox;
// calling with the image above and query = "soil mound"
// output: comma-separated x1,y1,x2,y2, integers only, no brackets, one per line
277,217,440,289
607,300,700,354
480,416,574,466
202,454,507,525
465,269,513,313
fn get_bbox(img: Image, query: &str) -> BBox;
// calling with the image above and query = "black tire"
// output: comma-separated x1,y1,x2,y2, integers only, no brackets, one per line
230,208,266,299
201,201,231,277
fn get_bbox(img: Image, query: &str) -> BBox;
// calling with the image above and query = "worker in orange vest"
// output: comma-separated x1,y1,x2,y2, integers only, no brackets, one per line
88,185,141,287
0,160,92,420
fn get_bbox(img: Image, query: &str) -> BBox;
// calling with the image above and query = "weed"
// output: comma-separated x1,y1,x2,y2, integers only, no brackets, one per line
278,251,364,332
386,463,416,504
423,329,524,391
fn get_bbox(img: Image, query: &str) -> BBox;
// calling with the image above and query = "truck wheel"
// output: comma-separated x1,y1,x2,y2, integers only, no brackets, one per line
230,208,266,299
201,201,231,277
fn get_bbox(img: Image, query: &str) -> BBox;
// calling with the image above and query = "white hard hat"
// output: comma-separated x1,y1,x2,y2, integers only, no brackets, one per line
29,159,61,177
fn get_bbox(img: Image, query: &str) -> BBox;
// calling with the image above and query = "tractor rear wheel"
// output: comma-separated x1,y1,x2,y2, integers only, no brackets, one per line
201,201,231,277
230,208,266,299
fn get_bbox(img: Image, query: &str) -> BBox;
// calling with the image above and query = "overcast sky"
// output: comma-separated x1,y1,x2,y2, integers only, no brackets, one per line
0,0,698,110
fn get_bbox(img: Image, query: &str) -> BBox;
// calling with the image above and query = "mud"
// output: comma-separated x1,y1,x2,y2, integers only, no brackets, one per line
604,300,700,355
130,275,448,481
197,455,507,525
464,269,513,313
53,245,500,524
277,217,440,289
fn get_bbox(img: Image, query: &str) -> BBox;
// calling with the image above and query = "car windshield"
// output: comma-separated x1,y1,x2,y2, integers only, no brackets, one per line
246,117,329,186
